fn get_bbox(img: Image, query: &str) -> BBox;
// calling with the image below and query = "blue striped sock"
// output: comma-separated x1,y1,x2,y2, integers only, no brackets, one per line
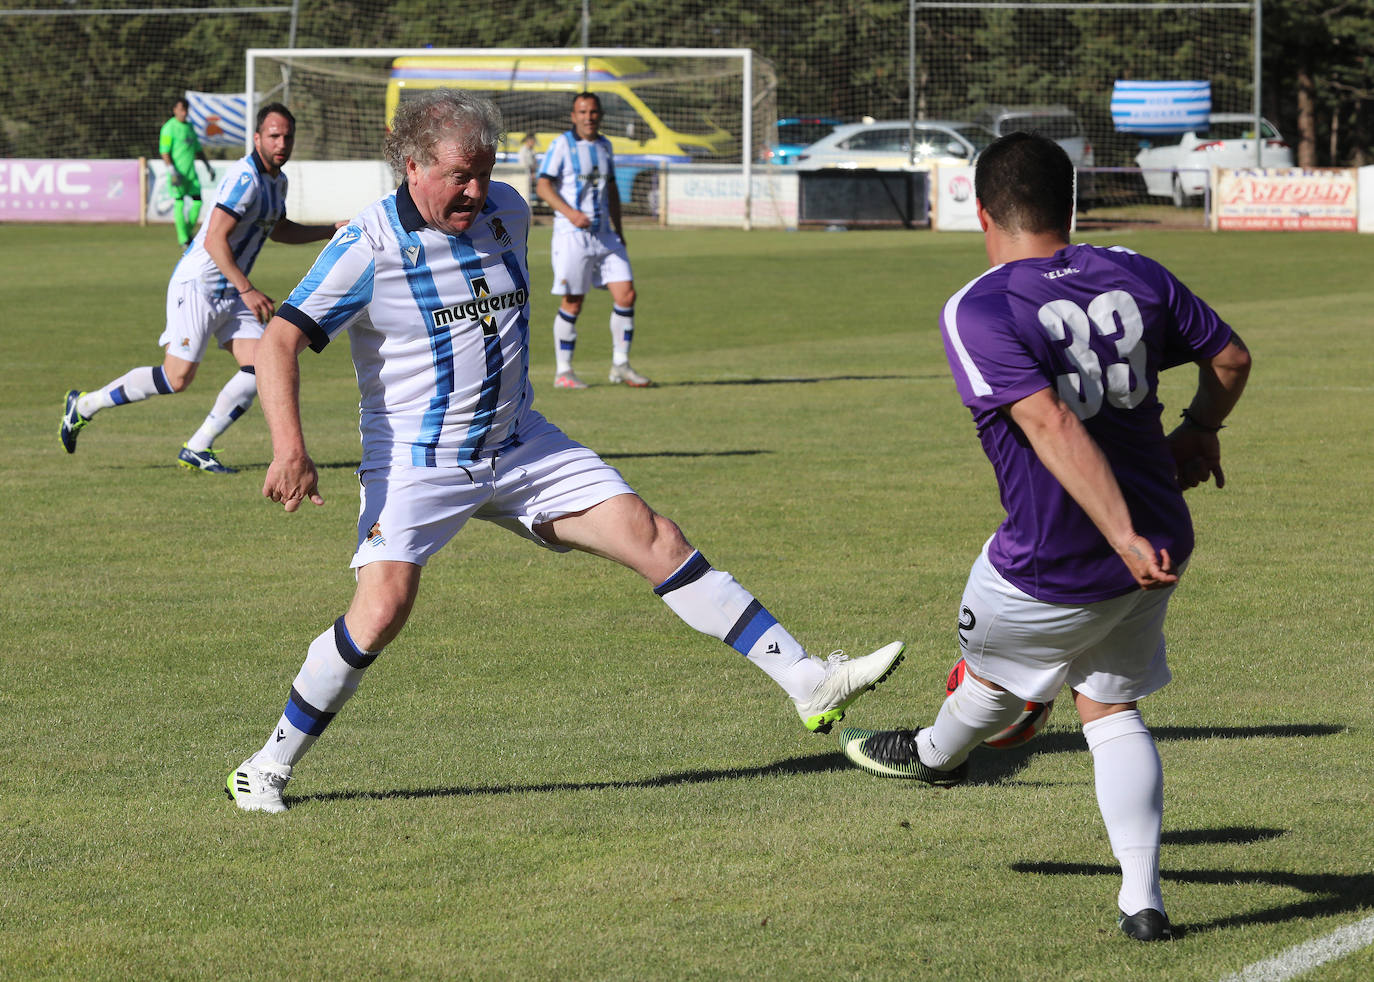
261,617,381,767
655,551,820,699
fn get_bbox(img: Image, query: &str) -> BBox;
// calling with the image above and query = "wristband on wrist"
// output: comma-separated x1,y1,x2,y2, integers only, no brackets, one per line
1180,408,1224,433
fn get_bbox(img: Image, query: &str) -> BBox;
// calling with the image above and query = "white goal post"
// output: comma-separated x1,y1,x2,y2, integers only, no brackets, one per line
244,46,771,226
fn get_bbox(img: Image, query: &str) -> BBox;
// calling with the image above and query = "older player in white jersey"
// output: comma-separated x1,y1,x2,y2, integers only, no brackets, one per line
839,133,1252,942
536,92,650,389
225,89,905,814
59,103,342,473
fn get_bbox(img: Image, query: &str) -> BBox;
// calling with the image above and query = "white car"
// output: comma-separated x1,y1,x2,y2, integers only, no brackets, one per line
794,119,994,170
1135,113,1294,207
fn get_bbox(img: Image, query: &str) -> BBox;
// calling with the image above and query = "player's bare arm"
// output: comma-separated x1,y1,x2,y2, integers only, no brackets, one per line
257,316,323,512
202,206,275,324
270,219,349,245
1167,334,1252,490
1006,386,1178,590
536,175,591,229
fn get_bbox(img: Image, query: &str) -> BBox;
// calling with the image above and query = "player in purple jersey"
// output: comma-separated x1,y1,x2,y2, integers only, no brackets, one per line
224,90,906,815
840,133,1250,942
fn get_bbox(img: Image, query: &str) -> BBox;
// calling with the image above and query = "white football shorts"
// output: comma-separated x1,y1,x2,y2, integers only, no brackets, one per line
549,227,633,296
350,413,636,568
159,279,264,363
955,540,1180,705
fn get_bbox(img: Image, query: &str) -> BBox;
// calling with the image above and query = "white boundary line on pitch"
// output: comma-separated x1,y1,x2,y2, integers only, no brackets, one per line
1219,913,1374,982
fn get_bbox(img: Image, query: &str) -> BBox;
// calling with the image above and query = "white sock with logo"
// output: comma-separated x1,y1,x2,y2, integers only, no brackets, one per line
917,677,1026,769
554,310,578,374
187,366,257,451
654,551,823,700
260,617,381,767
79,366,173,416
1083,709,1165,916
610,305,634,365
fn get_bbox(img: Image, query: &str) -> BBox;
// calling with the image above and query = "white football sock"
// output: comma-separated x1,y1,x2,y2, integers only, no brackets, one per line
79,365,173,416
917,676,1026,769
610,305,634,364
187,366,257,451
1083,709,1164,915
260,617,381,767
554,310,578,374
655,550,823,700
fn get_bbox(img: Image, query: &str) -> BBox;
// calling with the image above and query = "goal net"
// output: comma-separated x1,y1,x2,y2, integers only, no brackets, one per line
3,1,1256,229
909,1,1256,226
246,46,776,216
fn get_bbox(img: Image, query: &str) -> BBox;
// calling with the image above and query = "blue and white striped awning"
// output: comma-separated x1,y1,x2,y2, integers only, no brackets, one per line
1110,81,1211,134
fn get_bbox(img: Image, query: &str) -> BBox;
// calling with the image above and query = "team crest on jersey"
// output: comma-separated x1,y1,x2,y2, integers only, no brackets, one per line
487,217,512,247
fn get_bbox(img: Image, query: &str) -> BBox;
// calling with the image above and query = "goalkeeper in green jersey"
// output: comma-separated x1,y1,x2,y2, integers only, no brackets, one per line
160,97,215,247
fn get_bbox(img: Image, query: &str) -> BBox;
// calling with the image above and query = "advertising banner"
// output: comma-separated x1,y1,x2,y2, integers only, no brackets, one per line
1215,168,1357,231
932,163,978,231
1359,165,1374,234
0,159,143,222
665,166,797,228
145,159,226,225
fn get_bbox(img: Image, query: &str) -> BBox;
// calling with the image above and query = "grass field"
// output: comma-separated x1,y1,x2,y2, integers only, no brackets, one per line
3,218,1373,981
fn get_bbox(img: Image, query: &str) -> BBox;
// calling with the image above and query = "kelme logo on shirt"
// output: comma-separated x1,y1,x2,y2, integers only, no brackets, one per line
431,288,528,329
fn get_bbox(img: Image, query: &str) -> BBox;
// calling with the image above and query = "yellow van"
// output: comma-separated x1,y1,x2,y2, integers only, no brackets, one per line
385,55,734,207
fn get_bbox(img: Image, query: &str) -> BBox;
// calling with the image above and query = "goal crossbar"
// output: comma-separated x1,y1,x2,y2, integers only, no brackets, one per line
245,46,758,224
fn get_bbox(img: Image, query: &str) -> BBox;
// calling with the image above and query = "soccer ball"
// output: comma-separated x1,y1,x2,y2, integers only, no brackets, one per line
945,657,1052,750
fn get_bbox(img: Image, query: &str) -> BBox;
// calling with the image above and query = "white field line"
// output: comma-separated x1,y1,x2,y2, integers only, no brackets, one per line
1219,913,1374,982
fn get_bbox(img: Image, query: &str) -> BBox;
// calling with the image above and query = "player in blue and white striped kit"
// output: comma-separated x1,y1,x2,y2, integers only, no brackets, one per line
59,104,340,473
537,92,650,389
225,89,905,813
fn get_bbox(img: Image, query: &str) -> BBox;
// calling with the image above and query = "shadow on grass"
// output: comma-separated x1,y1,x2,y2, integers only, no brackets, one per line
668,373,918,387
1011,855,1374,937
600,449,770,461
293,749,847,807
113,457,362,474
138,449,775,473
295,724,1341,807
967,723,1345,786
1000,725,1356,936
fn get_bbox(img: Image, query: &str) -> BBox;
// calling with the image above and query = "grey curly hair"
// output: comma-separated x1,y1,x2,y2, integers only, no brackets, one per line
384,89,505,181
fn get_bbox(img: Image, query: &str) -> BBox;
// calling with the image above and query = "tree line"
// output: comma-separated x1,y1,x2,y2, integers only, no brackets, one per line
1,0,1369,167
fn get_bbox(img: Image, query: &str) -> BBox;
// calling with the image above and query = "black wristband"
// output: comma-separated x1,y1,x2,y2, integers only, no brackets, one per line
1180,408,1224,433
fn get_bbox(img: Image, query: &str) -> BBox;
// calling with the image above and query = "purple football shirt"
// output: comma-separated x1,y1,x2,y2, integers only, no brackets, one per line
940,243,1234,602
